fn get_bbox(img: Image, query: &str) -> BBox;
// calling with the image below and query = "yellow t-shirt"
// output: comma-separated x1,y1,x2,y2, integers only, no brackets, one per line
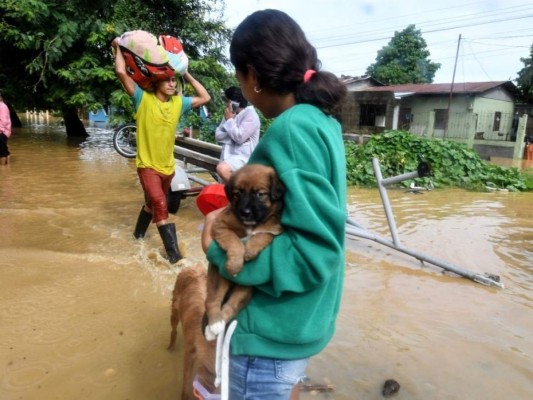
133,86,190,175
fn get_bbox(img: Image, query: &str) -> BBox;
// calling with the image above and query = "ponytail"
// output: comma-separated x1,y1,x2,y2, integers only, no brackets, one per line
230,9,346,119
296,70,347,120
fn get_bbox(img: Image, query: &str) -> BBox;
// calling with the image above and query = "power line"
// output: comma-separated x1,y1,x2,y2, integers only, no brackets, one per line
306,1,533,80
467,40,531,48
307,2,533,49
313,14,533,49
308,2,533,39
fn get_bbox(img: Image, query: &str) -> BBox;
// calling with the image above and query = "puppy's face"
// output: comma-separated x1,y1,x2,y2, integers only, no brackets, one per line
225,164,285,226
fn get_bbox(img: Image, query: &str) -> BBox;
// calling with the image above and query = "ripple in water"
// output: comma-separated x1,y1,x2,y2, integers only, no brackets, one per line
2,361,55,391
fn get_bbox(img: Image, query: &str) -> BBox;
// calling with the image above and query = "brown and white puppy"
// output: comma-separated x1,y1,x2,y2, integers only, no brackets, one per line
167,265,217,400
205,164,285,340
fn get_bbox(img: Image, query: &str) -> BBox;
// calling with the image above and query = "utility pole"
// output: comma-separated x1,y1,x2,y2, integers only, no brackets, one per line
444,34,461,139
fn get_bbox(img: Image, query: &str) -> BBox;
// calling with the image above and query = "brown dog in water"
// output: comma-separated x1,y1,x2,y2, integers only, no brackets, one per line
167,265,217,400
205,164,285,340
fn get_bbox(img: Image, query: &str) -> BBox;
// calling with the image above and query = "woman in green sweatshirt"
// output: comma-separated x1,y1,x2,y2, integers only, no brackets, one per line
205,9,347,399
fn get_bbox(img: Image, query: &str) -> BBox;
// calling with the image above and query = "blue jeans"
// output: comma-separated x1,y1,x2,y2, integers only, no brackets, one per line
229,355,309,399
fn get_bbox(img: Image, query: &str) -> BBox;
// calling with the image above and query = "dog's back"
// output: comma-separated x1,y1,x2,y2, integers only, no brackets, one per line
168,264,217,399
168,265,207,350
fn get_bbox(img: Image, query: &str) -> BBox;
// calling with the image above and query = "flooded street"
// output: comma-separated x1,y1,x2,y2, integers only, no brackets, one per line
1,121,532,400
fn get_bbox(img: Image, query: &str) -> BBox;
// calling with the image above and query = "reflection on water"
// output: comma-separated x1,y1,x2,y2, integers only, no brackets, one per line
1,122,532,400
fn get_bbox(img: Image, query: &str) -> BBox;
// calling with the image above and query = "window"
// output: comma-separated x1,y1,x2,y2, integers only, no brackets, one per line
360,104,386,126
493,112,501,131
399,108,412,130
434,109,447,130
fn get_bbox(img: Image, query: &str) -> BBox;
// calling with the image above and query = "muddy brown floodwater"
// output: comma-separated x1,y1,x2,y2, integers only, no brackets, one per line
1,121,532,400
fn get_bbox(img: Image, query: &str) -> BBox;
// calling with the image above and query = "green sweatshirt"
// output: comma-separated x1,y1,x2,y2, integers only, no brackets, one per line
207,103,347,359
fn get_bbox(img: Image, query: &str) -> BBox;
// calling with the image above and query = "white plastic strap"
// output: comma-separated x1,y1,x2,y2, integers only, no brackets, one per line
220,320,238,400
214,325,225,388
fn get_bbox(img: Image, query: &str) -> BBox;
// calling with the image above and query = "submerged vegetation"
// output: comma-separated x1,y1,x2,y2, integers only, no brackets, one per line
345,130,533,192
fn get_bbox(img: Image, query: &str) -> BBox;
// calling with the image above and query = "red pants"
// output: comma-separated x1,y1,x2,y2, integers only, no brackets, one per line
137,168,174,223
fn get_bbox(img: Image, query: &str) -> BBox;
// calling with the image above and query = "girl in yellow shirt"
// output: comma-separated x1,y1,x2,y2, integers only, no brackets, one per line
112,38,211,263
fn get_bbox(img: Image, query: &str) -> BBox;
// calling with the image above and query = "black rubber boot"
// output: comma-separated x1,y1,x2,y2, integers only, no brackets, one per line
157,223,183,263
133,207,152,239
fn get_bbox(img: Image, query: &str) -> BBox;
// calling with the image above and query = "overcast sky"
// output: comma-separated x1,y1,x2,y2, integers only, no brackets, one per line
222,0,533,84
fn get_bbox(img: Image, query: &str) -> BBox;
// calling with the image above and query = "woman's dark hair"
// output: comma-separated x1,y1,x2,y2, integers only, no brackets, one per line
224,86,248,108
230,9,346,118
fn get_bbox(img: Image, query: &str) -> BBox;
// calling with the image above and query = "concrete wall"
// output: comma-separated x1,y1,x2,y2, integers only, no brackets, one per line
341,91,395,133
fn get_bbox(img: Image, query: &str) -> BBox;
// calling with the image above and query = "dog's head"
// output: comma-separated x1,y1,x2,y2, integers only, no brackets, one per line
225,164,285,226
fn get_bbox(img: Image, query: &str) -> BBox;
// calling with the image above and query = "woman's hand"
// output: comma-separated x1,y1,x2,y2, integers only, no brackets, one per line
223,103,235,120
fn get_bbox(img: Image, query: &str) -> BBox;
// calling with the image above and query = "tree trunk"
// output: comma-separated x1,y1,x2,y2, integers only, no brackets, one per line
62,107,88,137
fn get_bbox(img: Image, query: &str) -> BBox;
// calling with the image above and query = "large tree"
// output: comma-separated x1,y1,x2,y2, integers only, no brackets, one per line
516,44,533,104
0,0,232,136
366,25,440,85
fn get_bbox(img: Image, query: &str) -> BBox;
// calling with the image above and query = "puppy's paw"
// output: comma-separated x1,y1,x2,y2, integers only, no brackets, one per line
210,320,226,336
244,247,259,261
225,258,244,276
204,325,217,341
204,321,226,341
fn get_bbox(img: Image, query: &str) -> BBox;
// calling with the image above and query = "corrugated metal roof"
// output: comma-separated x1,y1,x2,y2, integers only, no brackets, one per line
364,81,517,94
340,75,384,86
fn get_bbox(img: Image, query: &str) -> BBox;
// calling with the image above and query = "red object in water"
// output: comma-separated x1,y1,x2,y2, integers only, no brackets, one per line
196,184,228,216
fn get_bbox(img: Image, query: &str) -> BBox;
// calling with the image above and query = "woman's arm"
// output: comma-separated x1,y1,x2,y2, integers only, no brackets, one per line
207,111,347,296
215,117,230,142
223,108,260,144
207,168,345,296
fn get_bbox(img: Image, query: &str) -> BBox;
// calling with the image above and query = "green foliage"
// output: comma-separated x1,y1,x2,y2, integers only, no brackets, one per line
195,107,222,143
345,130,533,192
366,25,441,84
516,44,533,103
0,0,231,121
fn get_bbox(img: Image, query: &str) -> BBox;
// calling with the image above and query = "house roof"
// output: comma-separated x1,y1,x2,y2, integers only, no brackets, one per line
340,75,384,86
363,81,519,95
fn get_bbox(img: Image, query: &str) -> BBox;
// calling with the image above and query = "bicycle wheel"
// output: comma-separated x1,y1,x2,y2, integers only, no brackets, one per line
113,123,137,158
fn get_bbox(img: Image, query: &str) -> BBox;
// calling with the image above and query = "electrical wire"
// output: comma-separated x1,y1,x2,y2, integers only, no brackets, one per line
310,2,533,80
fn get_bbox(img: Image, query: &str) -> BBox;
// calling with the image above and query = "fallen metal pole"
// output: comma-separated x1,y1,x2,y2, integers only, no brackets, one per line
346,218,504,288
373,158,402,246
345,158,504,289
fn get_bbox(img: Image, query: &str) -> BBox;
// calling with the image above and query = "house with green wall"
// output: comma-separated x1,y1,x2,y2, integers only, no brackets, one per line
341,80,528,160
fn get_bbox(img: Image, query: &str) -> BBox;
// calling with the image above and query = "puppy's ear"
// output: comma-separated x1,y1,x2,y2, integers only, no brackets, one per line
269,173,286,201
225,171,240,201
224,179,233,201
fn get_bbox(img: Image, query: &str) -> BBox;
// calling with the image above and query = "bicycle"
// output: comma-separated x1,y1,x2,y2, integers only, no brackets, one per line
113,123,137,158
